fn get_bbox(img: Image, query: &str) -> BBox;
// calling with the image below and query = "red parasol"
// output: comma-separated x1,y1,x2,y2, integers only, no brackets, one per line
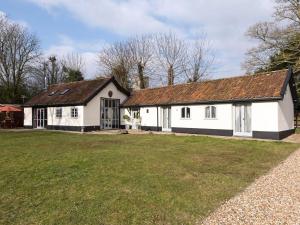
0,105,22,112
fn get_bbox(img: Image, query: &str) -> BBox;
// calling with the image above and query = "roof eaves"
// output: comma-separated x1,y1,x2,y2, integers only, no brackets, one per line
280,67,292,97
121,96,283,107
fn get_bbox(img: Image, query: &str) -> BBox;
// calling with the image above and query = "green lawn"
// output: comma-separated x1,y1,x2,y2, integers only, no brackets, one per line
0,131,298,225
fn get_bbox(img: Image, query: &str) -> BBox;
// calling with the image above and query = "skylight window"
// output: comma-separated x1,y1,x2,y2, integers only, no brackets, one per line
60,89,70,95
48,90,57,96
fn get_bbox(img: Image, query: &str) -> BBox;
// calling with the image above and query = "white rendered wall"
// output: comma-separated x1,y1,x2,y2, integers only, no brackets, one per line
140,107,158,127
23,107,32,126
121,107,160,127
171,104,233,130
84,82,128,126
278,85,294,131
47,106,84,127
120,89,294,133
252,102,279,132
120,108,130,125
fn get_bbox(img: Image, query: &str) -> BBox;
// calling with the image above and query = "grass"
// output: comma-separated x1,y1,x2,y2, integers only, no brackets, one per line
0,131,298,225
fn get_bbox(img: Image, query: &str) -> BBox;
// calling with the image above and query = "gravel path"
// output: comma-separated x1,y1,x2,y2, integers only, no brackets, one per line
201,149,300,225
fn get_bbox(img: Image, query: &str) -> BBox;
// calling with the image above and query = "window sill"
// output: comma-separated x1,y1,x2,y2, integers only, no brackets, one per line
204,118,218,120
180,118,191,120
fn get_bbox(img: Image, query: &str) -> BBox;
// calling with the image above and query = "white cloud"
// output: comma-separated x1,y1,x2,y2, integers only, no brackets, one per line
26,0,170,35
26,0,276,77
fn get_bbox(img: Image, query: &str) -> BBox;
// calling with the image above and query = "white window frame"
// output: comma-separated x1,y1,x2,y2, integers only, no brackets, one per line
205,106,217,119
56,107,62,118
181,107,191,119
71,107,78,118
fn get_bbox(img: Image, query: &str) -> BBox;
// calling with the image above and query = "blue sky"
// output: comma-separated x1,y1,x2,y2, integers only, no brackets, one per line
0,0,275,79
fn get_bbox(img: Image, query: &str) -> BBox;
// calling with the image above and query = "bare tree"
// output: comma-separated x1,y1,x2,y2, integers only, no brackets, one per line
155,32,187,85
99,41,134,89
184,39,214,82
128,35,153,89
61,53,85,82
31,56,66,92
0,15,41,103
275,0,300,26
98,32,214,88
47,56,65,85
243,0,300,73
62,53,84,72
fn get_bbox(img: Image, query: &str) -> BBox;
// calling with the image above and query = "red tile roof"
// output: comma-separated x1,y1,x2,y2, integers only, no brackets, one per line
24,77,127,107
122,69,291,107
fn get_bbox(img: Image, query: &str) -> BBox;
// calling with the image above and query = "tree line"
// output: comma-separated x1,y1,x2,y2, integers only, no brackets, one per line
0,15,84,104
99,33,214,89
244,0,300,73
0,12,214,104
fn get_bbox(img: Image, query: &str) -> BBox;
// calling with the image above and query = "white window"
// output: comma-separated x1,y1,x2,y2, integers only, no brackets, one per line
71,107,78,118
205,106,216,119
133,110,139,119
56,108,62,118
181,107,190,119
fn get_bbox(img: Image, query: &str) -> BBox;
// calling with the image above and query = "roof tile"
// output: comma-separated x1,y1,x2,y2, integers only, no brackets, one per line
122,69,289,107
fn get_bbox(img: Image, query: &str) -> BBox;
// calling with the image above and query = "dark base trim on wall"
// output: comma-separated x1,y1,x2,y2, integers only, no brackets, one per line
253,129,295,140
47,125,100,132
171,127,233,136
83,126,101,132
23,125,33,129
141,126,162,132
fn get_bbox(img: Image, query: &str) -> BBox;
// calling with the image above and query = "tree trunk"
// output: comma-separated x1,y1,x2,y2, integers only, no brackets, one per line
138,62,145,89
167,65,174,85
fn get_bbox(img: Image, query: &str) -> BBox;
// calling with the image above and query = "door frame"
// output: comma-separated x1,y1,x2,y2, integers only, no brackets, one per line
161,106,171,132
100,98,120,130
233,104,252,137
33,107,47,129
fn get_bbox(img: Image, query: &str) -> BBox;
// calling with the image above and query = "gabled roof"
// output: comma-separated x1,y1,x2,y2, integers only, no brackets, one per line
24,76,129,107
122,69,297,107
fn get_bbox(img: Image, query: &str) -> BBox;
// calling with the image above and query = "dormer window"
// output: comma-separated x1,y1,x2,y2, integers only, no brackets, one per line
60,89,70,95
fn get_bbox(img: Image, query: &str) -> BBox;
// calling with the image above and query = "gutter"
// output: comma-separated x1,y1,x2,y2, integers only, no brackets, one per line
156,106,159,131
121,97,283,108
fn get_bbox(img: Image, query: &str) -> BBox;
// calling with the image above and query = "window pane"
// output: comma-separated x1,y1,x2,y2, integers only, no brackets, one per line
181,107,185,118
235,106,241,132
244,105,251,132
211,106,216,118
56,108,62,118
205,106,210,118
186,107,190,118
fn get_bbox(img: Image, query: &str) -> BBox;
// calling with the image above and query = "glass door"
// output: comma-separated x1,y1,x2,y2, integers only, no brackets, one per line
34,108,47,129
162,107,171,132
234,104,252,136
100,98,120,129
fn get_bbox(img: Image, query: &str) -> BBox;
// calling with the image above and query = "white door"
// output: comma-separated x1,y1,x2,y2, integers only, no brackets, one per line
162,107,171,132
234,104,252,136
35,108,46,129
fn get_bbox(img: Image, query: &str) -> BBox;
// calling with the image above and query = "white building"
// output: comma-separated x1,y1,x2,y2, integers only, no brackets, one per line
24,69,297,140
